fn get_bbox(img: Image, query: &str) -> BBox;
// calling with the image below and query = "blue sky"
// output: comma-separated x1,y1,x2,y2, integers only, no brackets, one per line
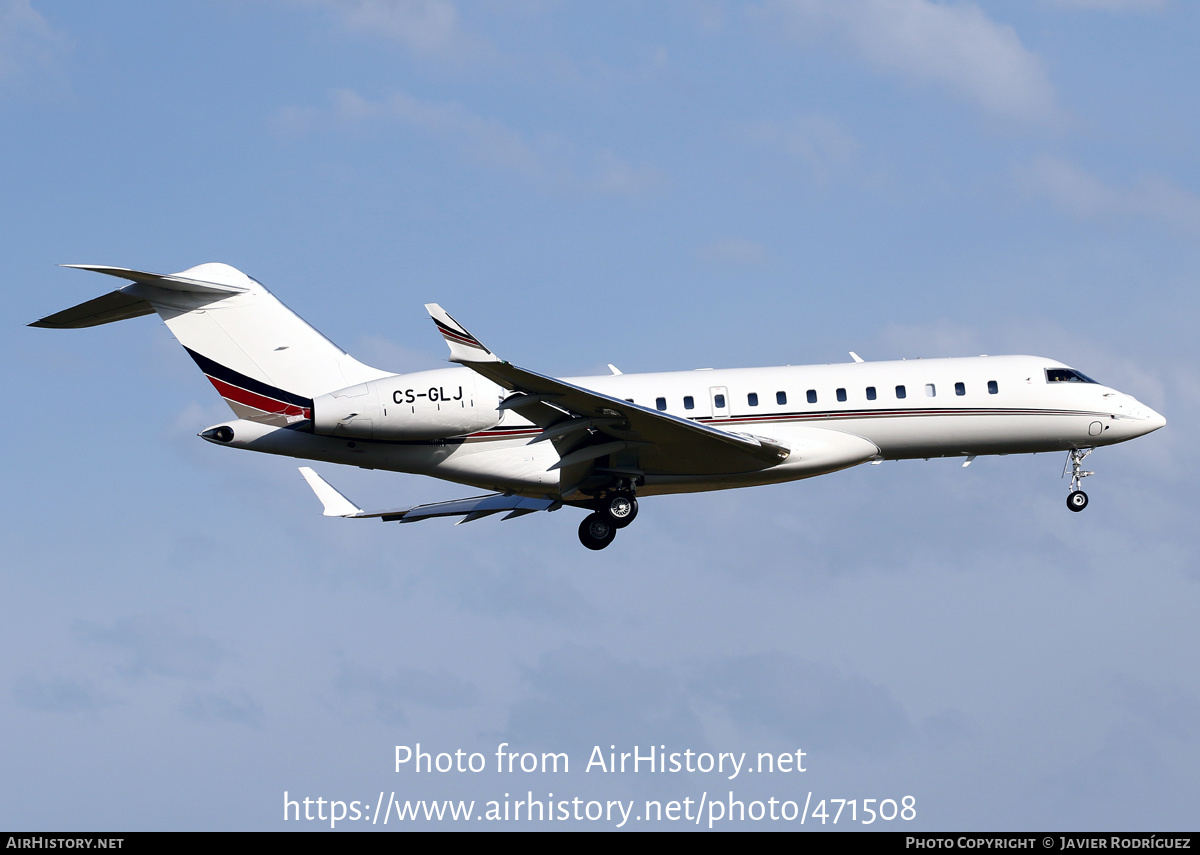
2,0,1196,830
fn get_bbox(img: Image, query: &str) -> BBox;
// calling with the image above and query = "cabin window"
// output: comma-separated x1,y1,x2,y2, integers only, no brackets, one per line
1046,368,1098,384
988,380,998,395
806,389,817,404
955,382,965,396
896,385,906,399
836,388,847,402
776,391,787,405
747,392,759,406
925,384,936,397
684,395,694,410
624,398,634,403
714,394,726,408
656,397,667,411
866,386,877,401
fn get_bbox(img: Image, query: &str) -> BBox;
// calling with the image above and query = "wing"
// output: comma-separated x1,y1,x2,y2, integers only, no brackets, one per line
299,467,560,524
425,304,791,497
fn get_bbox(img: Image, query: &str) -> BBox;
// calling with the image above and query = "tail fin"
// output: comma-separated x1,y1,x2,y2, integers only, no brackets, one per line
32,263,390,424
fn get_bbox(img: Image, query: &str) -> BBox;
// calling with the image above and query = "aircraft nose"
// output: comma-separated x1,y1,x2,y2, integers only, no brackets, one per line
1143,406,1167,433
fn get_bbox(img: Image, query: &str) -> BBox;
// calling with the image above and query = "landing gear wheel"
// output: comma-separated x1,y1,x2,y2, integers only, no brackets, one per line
602,491,638,528
578,513,617,550
1064,449,1095,513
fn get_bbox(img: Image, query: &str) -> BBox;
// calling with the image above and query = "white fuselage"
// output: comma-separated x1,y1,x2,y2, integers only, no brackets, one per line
214,354,1165,500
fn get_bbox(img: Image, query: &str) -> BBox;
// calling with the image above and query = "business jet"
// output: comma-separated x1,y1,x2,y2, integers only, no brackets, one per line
32,263,1166,550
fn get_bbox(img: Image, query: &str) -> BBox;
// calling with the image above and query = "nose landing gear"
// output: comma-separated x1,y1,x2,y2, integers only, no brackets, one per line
1064,448,1094,512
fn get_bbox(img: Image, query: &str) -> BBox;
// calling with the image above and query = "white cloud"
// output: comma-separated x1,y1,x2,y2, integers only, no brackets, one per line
748,113,861,181
1045,0,1166,11
0,0,69,95
181,690,265,728
1020,155,1200,235
274,88,659,195
693,1,728,33
73,615,228,682
290,0,490,65
353,335,444,375
690,652,912,753
505,646,706,752
699,238,769,266
335,662,479,724
13,676,113,715
875,320,985,359
762,0,1056,121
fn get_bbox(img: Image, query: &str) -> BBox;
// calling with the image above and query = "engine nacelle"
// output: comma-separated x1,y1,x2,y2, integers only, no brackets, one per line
312,368,502,440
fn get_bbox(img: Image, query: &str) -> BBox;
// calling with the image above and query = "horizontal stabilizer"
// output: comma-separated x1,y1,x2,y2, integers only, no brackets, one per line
59,264,249,295
298,467,558,523
29,289,154,329
31,263,249,329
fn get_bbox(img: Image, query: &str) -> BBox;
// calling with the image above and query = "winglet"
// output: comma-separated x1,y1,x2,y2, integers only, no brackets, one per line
299,467,363,517
425,303,501,364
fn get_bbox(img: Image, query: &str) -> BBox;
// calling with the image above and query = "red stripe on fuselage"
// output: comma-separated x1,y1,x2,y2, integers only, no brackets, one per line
207,376,310,418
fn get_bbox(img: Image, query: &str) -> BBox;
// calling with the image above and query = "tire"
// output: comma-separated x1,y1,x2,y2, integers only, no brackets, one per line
578,513,617,550
1067,490,1089,512
603,492,638,528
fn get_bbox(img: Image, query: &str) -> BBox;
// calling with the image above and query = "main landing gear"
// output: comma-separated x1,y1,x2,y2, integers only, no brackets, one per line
577,489,639,550
1064,448,1094,513
578,513,616,550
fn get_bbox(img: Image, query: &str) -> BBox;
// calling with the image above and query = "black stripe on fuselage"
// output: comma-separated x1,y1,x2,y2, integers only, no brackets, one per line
183,346,314,410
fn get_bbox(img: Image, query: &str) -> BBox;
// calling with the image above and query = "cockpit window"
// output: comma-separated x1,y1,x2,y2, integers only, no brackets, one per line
1046,368,1098,384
